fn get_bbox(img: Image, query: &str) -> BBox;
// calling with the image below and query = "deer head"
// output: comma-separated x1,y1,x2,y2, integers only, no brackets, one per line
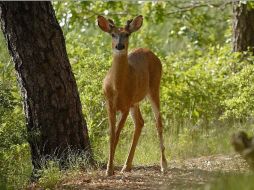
97,15,143,54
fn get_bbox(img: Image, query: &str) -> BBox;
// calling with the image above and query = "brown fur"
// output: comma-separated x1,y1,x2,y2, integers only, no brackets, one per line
98,15,167,176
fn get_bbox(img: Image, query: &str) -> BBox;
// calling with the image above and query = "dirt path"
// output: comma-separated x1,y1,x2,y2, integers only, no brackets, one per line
58,154,249,190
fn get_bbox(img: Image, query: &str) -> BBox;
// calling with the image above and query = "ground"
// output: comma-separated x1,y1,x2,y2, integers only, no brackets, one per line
53,154,249,190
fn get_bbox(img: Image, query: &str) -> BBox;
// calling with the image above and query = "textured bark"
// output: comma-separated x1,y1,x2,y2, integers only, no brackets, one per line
233,2,254,53
0,2,93,169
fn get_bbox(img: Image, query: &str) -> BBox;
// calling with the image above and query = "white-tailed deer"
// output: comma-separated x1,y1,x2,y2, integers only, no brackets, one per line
97,15,167,176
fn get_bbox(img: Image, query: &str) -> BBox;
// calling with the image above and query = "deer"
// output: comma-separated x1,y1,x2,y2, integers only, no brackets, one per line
97,15,167,176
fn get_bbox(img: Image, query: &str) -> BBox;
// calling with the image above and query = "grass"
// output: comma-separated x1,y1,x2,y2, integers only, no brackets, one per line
38,161,63,189
207,173,254,190
96,118,254,167
1,119,254,189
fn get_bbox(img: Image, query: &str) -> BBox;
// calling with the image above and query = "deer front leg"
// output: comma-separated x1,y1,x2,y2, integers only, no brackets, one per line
106,101,116,176
114,111,129,151
122,105,144,172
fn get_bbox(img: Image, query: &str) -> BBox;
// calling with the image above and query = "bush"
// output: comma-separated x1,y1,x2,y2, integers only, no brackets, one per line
161,45,254,129
1,4,254,186
64,28,254,162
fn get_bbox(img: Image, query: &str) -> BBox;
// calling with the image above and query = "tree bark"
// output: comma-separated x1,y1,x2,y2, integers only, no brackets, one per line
0,2,93,170
233,2,254,53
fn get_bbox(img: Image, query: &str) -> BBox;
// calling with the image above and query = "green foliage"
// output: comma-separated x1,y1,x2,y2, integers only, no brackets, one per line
0,144,32,189
222,52,254,119
54,1,231,56
65,31,110,152
57,0,254,164
0,32,29,189
161,45,254,127
64,29,254,163
1,0,254,188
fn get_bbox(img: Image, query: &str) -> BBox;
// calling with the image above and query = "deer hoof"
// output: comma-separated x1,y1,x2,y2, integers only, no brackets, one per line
106,169,114,176
121,165,132,173
161,159,168,174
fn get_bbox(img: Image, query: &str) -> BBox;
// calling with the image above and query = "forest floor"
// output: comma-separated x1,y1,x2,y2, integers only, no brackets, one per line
54,154,250,190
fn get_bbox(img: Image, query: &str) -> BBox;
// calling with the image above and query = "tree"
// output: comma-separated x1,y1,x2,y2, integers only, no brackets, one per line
0,2,93,171
233,2,254,53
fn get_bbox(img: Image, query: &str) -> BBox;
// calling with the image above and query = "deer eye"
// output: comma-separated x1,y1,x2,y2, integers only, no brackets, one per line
111,33,116,38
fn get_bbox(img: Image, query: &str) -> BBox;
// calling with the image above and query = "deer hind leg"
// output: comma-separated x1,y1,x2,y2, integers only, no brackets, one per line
122,105,144,172
147,92,167,173
106,100,116,176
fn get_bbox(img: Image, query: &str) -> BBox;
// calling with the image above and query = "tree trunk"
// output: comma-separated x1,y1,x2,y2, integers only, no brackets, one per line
233,2,254,53
0,2,93,170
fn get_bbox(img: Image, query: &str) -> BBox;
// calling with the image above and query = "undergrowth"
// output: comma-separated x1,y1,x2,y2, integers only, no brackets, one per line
1,3,254,189
2,41,254,189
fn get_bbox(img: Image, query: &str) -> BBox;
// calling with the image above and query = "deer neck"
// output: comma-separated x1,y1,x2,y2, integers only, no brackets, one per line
111,53,129,90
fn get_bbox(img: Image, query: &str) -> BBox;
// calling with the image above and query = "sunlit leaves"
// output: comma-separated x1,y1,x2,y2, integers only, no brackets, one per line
53,1,231,53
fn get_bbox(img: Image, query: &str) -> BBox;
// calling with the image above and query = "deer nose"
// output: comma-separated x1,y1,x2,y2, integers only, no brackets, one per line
115,44,125,50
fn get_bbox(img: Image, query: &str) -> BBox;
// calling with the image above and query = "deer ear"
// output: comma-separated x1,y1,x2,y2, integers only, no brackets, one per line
97,15,114,33
126,15,143,33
